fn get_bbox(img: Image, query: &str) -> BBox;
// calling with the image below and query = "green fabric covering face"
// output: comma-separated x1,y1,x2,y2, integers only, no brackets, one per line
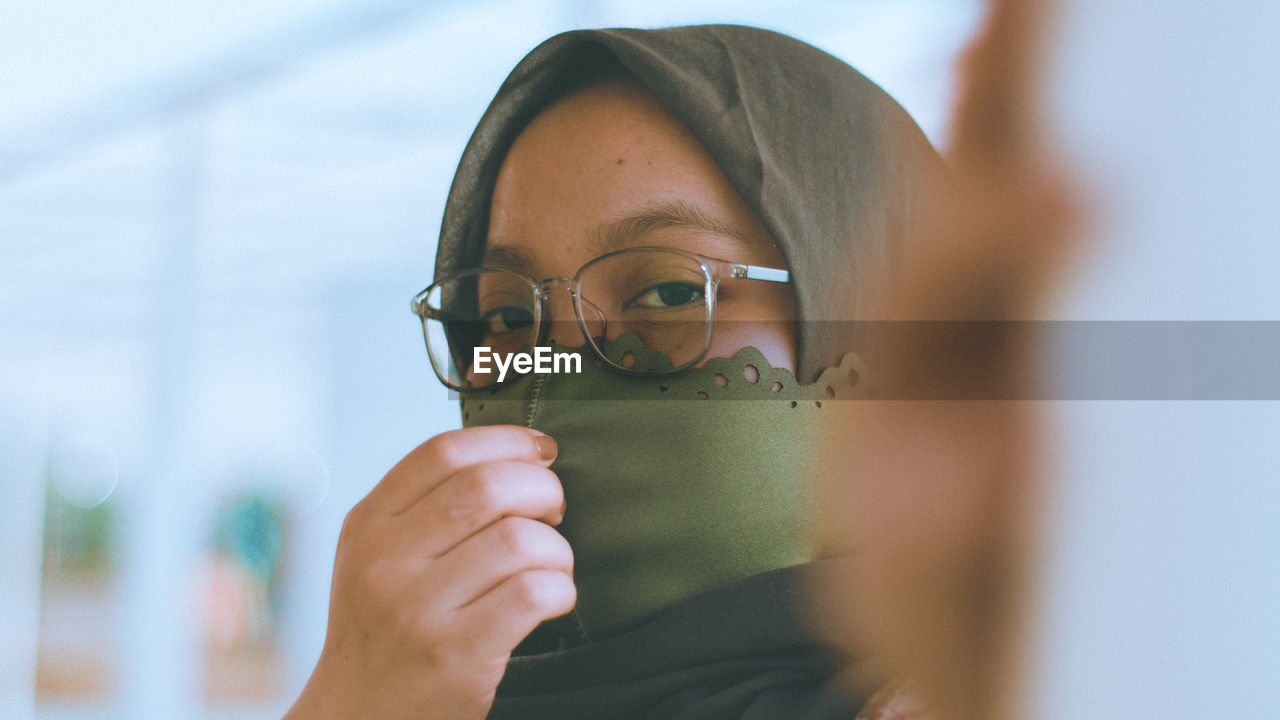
460,340,865,640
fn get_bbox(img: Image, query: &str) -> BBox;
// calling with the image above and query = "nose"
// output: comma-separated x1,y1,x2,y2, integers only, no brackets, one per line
539,280,589,348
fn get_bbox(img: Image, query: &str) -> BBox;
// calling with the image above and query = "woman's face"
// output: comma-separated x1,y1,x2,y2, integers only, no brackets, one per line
486,79,797,371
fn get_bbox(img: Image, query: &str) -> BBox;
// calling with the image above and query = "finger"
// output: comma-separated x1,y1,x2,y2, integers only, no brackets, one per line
428,516,574,611
396,460,566,558
453,568,577,661
951,0,1055,165
365,426,558,515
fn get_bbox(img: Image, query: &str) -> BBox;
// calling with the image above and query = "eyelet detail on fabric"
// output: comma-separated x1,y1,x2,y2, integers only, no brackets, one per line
457,333,870,430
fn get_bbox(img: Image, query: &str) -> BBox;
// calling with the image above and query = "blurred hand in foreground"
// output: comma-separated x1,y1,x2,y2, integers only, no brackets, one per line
812,2,1085,720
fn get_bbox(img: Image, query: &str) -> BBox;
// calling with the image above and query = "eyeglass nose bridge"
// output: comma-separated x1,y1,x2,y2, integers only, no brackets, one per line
533,276,578,296
531,276,612,350
531,277,583,346
532,277,580,318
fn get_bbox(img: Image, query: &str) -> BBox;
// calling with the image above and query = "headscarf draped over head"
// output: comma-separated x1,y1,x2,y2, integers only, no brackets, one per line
435,24,944,382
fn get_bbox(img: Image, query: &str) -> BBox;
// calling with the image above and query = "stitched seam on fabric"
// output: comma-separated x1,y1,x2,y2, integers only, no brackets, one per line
523,372,547,427
520,371,591,644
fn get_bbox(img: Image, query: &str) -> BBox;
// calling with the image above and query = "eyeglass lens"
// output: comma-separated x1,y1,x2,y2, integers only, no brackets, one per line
422,250,713,389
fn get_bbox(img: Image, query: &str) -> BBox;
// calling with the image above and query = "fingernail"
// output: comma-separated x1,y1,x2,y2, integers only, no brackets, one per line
535,435,558,462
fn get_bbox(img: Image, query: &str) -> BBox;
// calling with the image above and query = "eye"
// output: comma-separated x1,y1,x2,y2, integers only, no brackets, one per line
626,281,705,310
480,306,534,335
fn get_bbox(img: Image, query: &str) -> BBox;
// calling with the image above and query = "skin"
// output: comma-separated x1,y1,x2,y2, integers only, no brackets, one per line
485,78,796,370
286,79,796,720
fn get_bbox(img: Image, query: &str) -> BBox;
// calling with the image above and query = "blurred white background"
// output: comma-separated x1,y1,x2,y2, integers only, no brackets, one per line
0,1,1276,719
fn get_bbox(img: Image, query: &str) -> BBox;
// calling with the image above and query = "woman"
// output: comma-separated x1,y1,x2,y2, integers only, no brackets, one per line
286,24,944,720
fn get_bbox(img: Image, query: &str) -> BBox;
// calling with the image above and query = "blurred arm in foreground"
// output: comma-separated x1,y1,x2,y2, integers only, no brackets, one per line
813,1,1085,719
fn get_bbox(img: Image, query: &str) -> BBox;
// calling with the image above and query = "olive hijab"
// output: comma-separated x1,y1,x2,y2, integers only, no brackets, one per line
433,24,942,720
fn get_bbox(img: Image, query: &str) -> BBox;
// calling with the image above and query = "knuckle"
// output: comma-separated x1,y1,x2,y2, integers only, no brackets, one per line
426,431,467,472
457,465,502,512
493,516,532,556
554,533,575,572
550,574,577,615
509,572,551,614
529,465,560,497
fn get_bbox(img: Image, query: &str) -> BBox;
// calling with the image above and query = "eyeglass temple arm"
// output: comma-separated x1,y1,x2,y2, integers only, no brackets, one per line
730,264,790,283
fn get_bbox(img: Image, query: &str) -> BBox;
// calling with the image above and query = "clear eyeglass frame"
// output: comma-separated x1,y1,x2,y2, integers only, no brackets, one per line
410,245,791,392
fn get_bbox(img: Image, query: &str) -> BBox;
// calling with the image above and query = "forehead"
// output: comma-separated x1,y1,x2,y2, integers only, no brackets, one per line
484,79,783,274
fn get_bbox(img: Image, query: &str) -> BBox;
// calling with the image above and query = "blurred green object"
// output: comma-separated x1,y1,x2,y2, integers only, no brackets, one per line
42,483,117,578
213,490,287,617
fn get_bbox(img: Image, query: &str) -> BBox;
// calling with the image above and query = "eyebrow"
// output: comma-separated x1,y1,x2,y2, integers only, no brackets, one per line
481,244,538,273
481,200,755,273
592,200,754,255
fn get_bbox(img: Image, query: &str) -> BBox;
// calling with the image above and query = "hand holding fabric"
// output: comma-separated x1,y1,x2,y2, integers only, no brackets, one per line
284,426,573,720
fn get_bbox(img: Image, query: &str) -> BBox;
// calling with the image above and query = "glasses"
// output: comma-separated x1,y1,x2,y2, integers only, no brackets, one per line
411,246,790,391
